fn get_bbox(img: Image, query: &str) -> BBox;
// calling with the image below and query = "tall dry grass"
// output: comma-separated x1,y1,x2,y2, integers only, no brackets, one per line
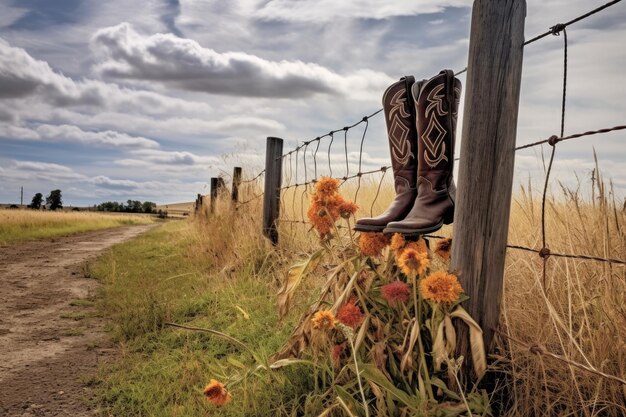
201,171,625,416
0,209,154,245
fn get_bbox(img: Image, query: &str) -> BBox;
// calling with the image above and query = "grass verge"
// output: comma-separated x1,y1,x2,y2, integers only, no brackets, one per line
0,210,154,245
92,220,317,417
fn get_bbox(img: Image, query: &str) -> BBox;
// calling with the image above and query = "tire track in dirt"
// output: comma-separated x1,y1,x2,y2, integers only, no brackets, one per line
0,224,157,417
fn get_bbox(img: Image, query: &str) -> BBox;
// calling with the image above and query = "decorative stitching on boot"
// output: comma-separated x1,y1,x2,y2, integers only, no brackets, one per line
423,84,449,168
388,89,414,166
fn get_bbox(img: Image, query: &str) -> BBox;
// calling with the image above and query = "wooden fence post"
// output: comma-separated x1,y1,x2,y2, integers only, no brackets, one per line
450,0,525,380
210,178,218,213
196,193,202,213
263,137,283,245
232,167,242,203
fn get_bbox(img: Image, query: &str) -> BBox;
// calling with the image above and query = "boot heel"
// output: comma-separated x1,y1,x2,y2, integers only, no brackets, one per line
443,208,455,225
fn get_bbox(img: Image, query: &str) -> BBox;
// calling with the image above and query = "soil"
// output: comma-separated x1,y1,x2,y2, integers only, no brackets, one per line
0,224,156,417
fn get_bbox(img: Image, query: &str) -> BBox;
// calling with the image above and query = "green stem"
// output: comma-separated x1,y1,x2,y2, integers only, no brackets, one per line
412,276,435,401
349,337,370,417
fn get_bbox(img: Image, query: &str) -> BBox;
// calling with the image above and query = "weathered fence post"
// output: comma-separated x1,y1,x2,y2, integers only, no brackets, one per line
195,193,202,213
232,167,242,203
451,0,525,380
263,137,283,245
210,177,218,213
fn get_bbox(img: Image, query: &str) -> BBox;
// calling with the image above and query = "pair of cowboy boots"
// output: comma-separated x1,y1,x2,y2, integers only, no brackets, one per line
354,70,461,236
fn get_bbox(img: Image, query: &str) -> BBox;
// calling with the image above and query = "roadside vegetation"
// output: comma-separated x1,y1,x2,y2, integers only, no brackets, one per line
0,210,154,245
91,176,625,417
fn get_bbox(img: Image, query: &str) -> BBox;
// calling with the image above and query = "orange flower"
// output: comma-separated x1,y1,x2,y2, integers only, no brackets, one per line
311,309,336,330
338,200,358,218
358,232,390,257
404,238,427,255
434,238,452,261
336,301,365,329
307,201,336,237
397,248,429,278
381,280,411,306
419,271,463,304
390,233,406,251
313,177,340,201
203,379,232,407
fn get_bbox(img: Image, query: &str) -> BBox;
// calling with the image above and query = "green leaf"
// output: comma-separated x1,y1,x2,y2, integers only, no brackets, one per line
360,363,420,410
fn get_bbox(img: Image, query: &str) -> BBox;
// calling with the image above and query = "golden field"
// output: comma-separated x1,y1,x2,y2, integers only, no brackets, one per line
0,209,154,245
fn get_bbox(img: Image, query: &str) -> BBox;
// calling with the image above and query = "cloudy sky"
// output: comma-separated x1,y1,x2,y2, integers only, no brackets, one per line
0,0,625,206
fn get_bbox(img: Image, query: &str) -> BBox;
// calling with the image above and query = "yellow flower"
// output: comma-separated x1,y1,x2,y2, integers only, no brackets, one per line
434,238,452,261
419,271,463,304
311,309,336,330
203,379,232,407
358,232,391,257
397,248,429,278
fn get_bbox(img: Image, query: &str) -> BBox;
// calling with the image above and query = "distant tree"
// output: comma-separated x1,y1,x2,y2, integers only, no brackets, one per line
46,189,63,211
142,201,156,213
30,193,43,209
126,200,143,213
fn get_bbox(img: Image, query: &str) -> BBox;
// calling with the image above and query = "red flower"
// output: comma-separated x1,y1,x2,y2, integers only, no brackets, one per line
331,343,346,367
336,301,365,329
381,280,411,306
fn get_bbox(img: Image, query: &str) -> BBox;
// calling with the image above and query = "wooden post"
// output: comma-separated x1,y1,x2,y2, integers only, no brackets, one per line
450,0,525,379
263,137,283,245
232,167,242,203
210,178,218,213
196,193,202,213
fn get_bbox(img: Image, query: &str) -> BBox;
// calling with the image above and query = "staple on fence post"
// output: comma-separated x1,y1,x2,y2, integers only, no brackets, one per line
210,178,218,214
263,137,283,245
450,0,526,384
232,167,242,204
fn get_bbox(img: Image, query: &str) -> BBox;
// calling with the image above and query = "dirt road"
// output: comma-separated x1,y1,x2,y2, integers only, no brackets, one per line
0,224,156,417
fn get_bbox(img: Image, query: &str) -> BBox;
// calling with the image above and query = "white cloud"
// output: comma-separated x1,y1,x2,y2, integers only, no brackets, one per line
255,0,472,22
0,37,213,116
91,23,394,99
0,123,159,149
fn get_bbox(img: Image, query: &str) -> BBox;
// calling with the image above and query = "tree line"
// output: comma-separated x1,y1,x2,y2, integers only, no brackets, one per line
26,189,156,213
96,200,156,213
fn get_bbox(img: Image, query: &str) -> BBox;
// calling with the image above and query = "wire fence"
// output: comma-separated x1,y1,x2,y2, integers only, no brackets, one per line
191,0,626,392
224,0,626,269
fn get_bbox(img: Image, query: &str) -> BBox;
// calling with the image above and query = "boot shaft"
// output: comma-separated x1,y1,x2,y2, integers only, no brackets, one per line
382,76,418,193
412,70,462,190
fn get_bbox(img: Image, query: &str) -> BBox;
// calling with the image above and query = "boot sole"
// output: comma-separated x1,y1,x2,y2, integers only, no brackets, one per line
383,220,446,236
353,224,386,233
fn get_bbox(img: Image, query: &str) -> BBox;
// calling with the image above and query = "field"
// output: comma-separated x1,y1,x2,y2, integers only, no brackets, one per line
88,178,626,417
0,210,155,245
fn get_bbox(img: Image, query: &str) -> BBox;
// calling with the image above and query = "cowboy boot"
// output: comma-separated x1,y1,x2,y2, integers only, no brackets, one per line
354,76,422,232
384,70,461,236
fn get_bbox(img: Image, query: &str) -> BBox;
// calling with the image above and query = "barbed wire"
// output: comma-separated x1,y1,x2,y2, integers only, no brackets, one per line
524,0,623,46
239,170,265,184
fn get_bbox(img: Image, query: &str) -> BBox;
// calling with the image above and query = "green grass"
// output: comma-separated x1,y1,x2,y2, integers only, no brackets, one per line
91,221,317,417
0,210,155,245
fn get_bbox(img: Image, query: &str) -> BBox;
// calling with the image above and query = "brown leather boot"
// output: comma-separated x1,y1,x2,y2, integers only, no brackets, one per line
354,76,422,232
384,70,461,236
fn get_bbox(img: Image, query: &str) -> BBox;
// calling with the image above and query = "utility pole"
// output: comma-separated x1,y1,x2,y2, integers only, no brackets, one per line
20,186,23,206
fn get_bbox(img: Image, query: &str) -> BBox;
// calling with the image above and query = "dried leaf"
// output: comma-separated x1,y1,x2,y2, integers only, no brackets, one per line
450,306,487,379
277,249,324,319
